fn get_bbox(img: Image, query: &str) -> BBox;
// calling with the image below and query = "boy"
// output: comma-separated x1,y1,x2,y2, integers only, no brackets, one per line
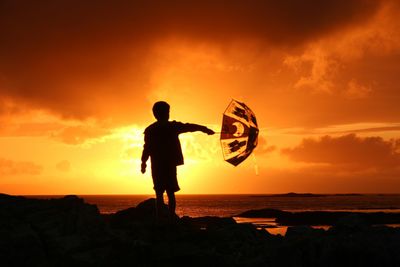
141,101,215,219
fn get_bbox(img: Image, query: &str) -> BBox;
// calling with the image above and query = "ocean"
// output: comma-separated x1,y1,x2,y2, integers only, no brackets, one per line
28,194,400,235
28,193,400,216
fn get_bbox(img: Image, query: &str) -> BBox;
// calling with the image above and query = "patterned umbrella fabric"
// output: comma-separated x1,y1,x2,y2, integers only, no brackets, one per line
220,100,259,166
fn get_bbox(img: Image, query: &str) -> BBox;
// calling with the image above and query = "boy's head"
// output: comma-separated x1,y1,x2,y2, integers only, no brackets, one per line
152,101,170,121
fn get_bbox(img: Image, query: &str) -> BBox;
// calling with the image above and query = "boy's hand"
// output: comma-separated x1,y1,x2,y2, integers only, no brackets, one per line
141,162,146,174
204,128,215,135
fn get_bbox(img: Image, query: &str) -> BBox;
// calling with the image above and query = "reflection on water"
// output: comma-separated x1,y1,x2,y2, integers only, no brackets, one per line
234,217,278,228
234,216,287,235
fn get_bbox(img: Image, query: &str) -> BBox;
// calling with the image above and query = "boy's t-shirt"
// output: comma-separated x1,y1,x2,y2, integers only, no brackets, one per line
142,120,207,168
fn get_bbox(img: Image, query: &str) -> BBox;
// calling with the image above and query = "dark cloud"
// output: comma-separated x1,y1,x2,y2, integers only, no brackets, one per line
276,133,400,192
0,0,381,122
0,0,380,45
0,158,43,176
282,134,400,169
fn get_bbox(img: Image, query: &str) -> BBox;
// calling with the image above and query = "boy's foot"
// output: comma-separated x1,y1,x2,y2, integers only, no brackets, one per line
168,213,180,224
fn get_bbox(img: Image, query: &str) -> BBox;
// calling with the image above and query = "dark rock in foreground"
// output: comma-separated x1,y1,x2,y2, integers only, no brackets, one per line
0,194,112,267
1,194,400,267
237,208,289,218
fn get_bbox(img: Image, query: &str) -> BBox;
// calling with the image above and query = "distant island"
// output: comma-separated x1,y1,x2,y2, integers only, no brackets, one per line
250,192,326,197
272,192,326,197
251,192,365,198
1,193,400,266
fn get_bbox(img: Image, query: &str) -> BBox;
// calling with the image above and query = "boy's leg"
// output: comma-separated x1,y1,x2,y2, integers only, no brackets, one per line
166,190,176,218
155,190,164,219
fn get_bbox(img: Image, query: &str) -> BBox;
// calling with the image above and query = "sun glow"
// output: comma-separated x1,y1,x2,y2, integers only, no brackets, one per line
2,1,400,194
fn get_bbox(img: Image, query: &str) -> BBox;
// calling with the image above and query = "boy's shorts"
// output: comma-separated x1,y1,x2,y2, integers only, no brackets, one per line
151,164,180,193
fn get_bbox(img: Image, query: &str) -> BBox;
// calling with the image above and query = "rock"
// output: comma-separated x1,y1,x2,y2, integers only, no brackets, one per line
237,206,400,227
0,210,47,267
180,216,236,230
2,194,400,267
214,223,268,242
236,208,289,218
109,198,171,229
331,214,369,232
0,194,112,267
285,225,325,238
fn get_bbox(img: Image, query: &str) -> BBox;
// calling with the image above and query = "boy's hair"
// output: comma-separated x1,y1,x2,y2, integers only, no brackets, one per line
152,101,170,121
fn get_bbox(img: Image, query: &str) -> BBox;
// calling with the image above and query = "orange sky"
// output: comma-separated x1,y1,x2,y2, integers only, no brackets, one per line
1,0,400,194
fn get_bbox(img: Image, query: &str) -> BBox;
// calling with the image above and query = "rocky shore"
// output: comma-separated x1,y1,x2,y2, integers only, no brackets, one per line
1,194,400,266
237,208,400,226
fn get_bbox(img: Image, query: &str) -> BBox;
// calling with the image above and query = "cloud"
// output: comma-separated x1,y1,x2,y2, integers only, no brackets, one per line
280,123,400,136
344,79,372,99
256,135,276,155
270,132,400,192
284,48,338,93
270,1,400,127
0,122,63,137
282,134,400,169
0,0,382,125
56,160,71,172
336,126,400,135
0,158,43,176
121,147,141,161
51,125,111,145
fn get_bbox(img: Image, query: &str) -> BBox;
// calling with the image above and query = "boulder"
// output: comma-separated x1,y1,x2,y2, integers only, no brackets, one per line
180,216,236,230
109,198,171,229
236,208,289,218
2,194,400,267
0,194,111,266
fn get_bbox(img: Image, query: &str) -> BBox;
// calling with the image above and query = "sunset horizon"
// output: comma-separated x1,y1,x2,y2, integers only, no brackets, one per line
1,0,400,195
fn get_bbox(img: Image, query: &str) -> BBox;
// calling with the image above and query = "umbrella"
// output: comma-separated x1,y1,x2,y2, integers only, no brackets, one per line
220,99,259,166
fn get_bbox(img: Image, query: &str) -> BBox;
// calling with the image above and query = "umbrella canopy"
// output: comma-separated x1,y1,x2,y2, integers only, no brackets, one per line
220,100,259,166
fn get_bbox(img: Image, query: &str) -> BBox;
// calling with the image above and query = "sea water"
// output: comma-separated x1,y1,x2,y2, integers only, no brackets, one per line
28,194,400,235
77,194,400,216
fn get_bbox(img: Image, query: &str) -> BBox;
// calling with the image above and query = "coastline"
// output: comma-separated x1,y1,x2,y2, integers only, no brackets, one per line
2,193,400,266
25,193,400,216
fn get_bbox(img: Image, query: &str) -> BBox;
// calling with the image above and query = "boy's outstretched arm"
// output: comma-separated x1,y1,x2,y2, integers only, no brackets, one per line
203,127,215,135
177,122,215,135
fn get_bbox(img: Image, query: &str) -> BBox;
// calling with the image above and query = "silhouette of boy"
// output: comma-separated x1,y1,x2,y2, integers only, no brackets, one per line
141,101,215,219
